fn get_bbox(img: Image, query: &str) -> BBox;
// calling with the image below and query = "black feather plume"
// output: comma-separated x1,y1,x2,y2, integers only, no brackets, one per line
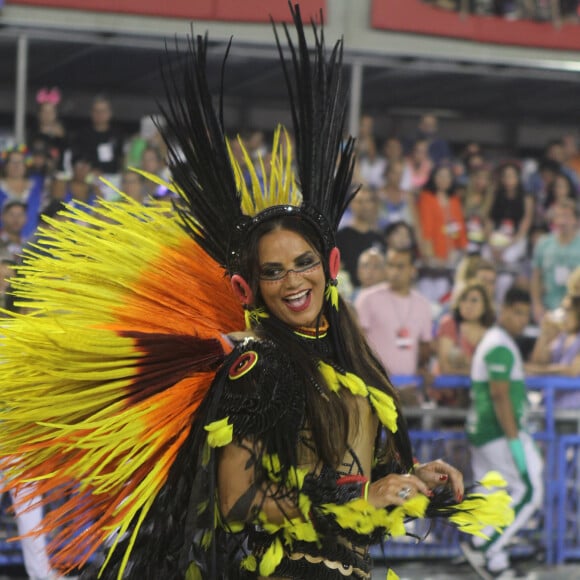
159,32,242,268
272,3,356,231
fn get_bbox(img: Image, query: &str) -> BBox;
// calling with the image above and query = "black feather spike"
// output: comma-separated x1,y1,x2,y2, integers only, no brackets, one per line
158,32,242,268
272,3,356,232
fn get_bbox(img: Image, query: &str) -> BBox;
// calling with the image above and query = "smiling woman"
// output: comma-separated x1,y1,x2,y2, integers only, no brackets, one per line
257,225,325,328
0,4,512,580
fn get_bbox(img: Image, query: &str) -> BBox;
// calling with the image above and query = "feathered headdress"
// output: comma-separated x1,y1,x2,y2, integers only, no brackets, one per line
0,4,357,577
159,3,356,305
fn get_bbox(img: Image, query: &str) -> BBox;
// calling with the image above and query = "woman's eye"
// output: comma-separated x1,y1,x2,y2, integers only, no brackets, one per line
261,268,282,278
296,257,315,268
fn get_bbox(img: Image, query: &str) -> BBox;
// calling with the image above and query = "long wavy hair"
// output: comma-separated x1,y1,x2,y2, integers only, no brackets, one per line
239,215,413,472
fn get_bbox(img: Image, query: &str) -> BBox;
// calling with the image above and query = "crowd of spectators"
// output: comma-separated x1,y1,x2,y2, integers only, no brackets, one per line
340,112,580,415
0,90,173,307
424,0,579,25
2,91,580,416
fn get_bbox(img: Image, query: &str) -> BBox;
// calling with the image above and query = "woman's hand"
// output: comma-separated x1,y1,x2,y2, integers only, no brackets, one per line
413,459,464,502
367,473,431,509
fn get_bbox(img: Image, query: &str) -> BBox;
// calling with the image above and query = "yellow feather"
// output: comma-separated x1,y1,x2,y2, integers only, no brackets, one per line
324,284,339,310
204,418,234,448
258,537,284,577
338,372,368,397
367,386,399,433
480,471,508,489
318,361,340,393
240,555,257,572
226,126,299,218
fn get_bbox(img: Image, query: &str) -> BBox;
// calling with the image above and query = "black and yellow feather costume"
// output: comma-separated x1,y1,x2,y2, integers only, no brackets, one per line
0,4,513,580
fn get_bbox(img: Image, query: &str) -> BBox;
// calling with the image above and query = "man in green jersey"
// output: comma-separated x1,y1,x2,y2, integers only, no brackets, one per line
463,287,543,579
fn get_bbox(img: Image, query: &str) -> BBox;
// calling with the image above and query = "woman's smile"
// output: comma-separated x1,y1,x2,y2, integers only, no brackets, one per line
257,228,326,327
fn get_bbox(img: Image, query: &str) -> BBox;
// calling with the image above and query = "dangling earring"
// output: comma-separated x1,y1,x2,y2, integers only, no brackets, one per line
325,247,341,311
231,274,269,329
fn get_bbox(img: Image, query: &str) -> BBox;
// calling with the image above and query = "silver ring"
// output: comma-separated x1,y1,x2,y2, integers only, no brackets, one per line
398,486,412,500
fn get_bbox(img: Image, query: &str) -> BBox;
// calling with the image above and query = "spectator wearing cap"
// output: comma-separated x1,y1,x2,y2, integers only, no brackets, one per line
0,148,44,239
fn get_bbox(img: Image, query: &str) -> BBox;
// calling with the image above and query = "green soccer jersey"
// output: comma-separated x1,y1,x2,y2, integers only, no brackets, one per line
467,325,528,446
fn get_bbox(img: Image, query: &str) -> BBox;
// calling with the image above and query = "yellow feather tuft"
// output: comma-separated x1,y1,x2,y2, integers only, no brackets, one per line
281,518,318,543
367,386,399,432
480,471,508,489
448,489,515,537
338,372,368,397
240,555,257,572
324,284,339,310
226,126,301,218
185,562,204,580
318,361,340,393
258,537,284,577
204,418,234,448
262,453,282,481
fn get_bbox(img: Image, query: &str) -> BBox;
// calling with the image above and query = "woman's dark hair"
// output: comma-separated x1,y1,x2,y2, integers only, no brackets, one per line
489,162,526,227
239,215,412,471
383,220,418,256
2,150,29,178
424,164,456,196
452,281,495,328
544,171,577,210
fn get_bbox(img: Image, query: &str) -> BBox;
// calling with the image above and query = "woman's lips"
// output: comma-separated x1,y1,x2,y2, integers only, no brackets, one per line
283,289,312,312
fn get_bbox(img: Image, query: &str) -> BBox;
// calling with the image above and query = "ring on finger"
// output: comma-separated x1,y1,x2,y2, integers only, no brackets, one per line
397,486,412,500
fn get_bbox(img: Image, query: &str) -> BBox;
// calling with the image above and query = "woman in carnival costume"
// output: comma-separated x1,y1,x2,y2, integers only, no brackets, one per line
0,5,513,580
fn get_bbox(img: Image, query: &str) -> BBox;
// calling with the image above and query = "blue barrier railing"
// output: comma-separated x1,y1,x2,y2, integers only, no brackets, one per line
385,374,580,565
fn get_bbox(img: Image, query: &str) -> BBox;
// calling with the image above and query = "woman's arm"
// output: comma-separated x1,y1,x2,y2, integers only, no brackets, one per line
218,439,303,526
437,335,470,375
527,352,580,377
529,319,560,365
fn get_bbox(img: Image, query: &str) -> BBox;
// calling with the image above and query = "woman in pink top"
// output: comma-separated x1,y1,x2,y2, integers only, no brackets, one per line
404,138,433,193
